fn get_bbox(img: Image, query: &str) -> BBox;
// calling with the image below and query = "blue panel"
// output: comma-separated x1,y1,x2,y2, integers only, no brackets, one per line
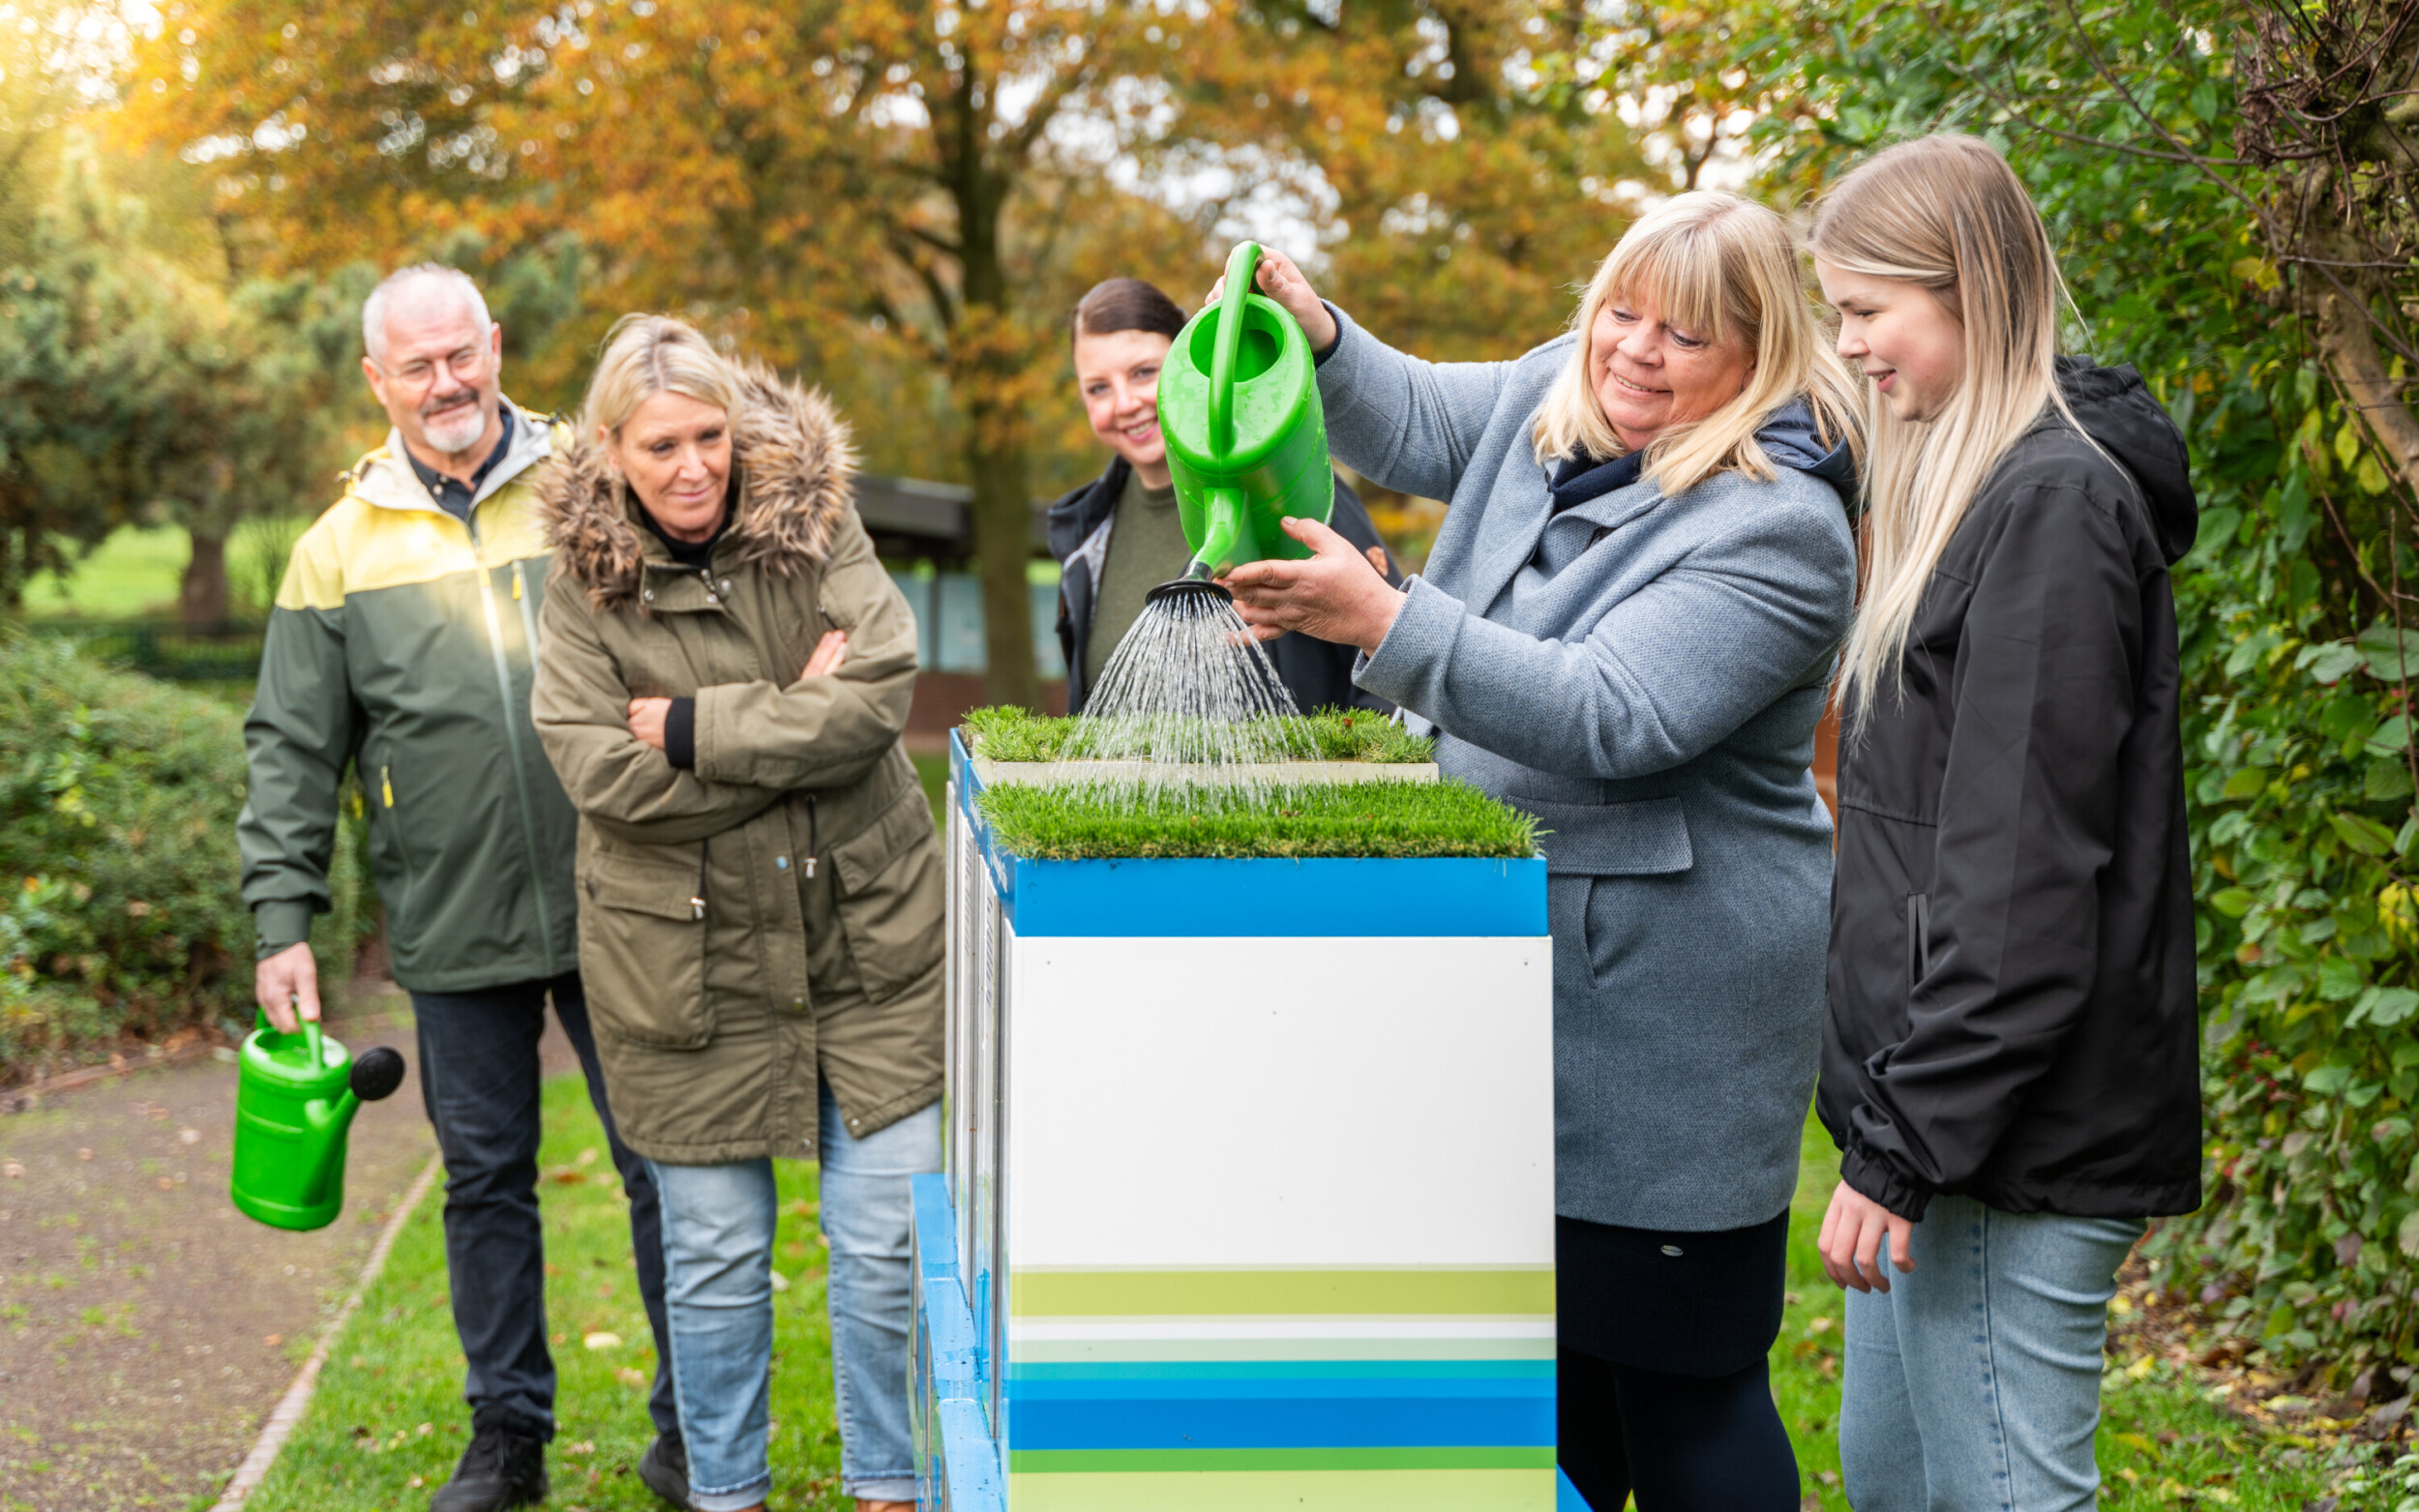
912,1173,956,1282
1008,1396,1556,1451
939,1397,1007,1512
1559,1466,1592,1510
1008,1360,1556,1382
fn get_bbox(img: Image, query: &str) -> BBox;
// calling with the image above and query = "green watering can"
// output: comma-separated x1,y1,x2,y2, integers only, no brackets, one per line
1157,241,1335,581
231,1014,406,1231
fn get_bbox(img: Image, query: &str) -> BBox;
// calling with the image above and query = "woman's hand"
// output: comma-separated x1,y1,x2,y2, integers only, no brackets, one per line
1204,247,1339,354
801,629,848,680
628,697,672,752
1224,516,1406,654
1818,1180,1917,1293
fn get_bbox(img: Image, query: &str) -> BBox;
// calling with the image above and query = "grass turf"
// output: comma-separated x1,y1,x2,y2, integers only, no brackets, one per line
235,1074,851,1512
961,703,1433,764
972,778,1538,860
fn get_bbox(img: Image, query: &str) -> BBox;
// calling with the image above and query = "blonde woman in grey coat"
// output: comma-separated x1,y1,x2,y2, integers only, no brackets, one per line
1223,193,1860,1511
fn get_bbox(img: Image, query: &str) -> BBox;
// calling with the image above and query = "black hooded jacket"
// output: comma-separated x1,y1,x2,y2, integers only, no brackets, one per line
1045,456,1400,715
1817,360,2203,1222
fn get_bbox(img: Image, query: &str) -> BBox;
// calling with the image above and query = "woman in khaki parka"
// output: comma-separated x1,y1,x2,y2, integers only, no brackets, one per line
530,315,941,1512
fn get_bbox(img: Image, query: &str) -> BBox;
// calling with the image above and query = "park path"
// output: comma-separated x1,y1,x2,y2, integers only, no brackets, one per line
0,994,586,1512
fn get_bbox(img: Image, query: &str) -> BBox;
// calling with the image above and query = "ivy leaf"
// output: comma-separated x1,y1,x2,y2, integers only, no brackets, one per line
2318,956,2367,1001
2399,1209,2419,1260
2222,767,2267,800
2212,887,2258,917
2357,625,2419,681
2333,812,2398,855
2338,419,2365,471
2369,715,2414,756
2370,989,2419,1028
2307,1063,2356,1094
2359,453,2395,495
2301,639,2366,684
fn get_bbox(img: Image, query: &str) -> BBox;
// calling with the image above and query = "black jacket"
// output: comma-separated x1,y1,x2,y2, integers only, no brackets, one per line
1818,360,2202,1222
1045,456,1400,715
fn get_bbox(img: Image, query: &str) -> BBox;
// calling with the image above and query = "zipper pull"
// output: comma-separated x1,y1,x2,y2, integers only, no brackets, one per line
380,765,394,809
690,894,706,921
512,561,524,601
804,796,819,878
803,856,817,878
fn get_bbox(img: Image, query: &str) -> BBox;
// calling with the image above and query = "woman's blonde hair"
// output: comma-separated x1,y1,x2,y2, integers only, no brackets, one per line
1530,190,1862,499
582,313,741,437
1812,134,2085,729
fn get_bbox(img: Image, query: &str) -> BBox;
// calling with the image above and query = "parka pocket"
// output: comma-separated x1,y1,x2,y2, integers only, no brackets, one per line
828,786,945,1004
579,856,712,1049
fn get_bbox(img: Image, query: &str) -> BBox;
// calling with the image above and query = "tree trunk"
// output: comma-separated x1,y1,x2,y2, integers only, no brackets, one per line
969,434,1041,711
181,529,229,627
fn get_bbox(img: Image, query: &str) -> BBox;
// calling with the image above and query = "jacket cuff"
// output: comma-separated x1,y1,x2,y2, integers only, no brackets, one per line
254,900,314,961
1840,1141,1932,1223
664,697,697,770
1312,300,1349,366
1353,576,1455,709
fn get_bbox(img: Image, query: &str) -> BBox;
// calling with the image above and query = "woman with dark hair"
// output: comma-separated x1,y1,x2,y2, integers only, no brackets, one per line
1045,276,1399,713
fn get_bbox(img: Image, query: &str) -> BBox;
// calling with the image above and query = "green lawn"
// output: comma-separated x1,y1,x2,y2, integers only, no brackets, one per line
25,525,194,618
237,1075,850,1512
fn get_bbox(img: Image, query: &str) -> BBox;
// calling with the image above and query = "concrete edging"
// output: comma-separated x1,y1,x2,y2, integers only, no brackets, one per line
208,1151,445,1511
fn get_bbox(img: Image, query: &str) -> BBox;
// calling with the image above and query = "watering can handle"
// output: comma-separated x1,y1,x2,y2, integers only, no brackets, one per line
301,1016,323,1070
1208,242,1264,455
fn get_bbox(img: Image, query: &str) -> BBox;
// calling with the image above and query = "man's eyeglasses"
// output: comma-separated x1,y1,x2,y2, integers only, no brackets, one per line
377,346,490,389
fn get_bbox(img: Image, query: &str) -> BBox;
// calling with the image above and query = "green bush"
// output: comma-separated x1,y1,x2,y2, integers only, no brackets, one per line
0,635,372,1080
974,779,1538,861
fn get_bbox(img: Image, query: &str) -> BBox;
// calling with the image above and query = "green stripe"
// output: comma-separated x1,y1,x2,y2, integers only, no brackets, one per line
1008,1335,1557,1364
1005,1467,1556,1511
1007,1446,1557,1473
1009,1269,1555,1318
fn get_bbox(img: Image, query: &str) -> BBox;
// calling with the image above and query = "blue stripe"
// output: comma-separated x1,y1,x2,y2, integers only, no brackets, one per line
953,735,1545,937
1007,1360,1555,1382
1560,1467,1593,1510
1009,1396,1555,1450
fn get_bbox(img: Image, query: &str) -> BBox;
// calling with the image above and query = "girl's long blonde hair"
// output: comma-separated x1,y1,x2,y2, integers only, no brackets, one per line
582,313,742,437
1531,190,1862,499
1812,134,2085,728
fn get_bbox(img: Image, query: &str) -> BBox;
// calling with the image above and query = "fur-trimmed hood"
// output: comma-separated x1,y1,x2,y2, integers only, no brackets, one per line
538,359,856,611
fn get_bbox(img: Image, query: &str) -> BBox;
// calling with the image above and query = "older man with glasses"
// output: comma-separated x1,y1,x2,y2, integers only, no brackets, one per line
238,264,684,1512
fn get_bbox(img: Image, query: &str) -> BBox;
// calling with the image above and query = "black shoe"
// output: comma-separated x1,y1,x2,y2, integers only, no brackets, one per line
430,1421,549,1512
636,1432,691,1509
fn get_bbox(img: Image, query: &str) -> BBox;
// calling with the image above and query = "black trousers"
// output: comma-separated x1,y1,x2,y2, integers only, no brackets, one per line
412,972,675,1440
1558,1349,1800,1510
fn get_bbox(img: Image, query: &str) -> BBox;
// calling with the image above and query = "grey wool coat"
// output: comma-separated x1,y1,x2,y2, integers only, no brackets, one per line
1322,306,1858,1231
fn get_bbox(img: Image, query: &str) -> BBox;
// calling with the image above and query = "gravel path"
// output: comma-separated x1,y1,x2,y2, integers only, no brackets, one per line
0,996,589,1511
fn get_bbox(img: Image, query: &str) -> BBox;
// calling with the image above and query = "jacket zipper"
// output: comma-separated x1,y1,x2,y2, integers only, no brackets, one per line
804,796,820,879
691,844,707,922
380,764,395,810
467,506,561,975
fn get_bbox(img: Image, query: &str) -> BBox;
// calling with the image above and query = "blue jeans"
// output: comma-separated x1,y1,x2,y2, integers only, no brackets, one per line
1840,1195,2145,1512
649,1085,940,1510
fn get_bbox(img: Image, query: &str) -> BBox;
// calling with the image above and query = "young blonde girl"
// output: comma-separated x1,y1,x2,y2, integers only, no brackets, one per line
1809,134,2202,1511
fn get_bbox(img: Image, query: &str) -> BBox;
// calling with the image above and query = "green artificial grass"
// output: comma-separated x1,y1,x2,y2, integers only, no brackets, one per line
241,1075,851,1512
973,778,1538,861
961,704,1434,764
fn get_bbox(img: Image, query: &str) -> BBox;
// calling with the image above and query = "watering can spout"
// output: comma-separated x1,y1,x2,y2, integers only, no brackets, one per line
300,1088,365,1195
1183,487,1247,580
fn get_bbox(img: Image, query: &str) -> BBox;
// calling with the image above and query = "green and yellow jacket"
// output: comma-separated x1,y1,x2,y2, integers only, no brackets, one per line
238,403,581,993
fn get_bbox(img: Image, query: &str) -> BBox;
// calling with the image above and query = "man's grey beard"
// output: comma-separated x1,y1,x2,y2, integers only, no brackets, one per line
422,400,486,455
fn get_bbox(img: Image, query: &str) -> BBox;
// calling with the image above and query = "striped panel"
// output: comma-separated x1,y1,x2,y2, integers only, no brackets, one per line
1005,1467,1557,1511
1009,1267,1555,1318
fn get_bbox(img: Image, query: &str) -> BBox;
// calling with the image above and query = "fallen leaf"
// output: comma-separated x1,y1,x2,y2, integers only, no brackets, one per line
1816,1470,1839,1487
565,1439,595,1455
154,1177,172,1191
615,1366,646,1388
178,1129,199,1145
262,1334,282,1348
582,1331,622,1350
75,1149,91,1161
2,1163,20,1178
769,1270,791,1293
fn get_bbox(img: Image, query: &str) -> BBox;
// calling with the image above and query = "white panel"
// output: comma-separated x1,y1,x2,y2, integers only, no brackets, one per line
1003,935,1553,1269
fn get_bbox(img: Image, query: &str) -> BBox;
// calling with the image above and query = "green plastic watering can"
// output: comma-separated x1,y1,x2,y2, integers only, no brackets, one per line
230,1013,405,1231
1157,241,1335,580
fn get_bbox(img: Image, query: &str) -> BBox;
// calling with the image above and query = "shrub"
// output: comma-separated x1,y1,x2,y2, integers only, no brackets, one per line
0,635,372,1081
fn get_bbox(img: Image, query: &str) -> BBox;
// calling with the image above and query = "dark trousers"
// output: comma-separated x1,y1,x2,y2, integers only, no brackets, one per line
412,972,676,1440
1558,1349,1800,1511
